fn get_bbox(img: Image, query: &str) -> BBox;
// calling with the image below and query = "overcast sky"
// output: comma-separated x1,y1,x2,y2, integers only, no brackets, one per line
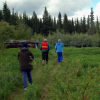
0,0,100,21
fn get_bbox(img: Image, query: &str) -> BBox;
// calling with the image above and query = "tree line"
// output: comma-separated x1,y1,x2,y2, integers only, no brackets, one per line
0,2,100,37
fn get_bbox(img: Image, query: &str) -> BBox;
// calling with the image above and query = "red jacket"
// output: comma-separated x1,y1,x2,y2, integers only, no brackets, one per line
41,42,48,50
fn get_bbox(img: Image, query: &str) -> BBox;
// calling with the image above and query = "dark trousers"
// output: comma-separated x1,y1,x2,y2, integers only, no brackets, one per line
42,51,48,61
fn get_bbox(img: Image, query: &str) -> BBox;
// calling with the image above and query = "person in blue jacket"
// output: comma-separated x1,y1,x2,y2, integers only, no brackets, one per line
55,39,64,63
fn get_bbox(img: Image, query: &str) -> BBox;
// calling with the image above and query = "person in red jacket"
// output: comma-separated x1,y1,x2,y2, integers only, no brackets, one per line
40,39,50,66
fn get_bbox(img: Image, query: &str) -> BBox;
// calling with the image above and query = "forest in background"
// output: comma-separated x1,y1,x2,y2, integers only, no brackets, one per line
0,2,100,50
0,2,99,36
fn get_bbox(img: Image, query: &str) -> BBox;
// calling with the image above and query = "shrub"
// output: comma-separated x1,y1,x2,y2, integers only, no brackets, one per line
31,32,44,40
15,23,33,40
0,21,15,52
47,33,100,47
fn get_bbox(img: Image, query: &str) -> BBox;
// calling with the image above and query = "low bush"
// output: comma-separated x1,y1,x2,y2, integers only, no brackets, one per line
47,33,100,47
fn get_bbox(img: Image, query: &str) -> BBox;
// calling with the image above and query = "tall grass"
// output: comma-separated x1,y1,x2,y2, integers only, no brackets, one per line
25,47,100,100
1,46,100,100
0,48,22,100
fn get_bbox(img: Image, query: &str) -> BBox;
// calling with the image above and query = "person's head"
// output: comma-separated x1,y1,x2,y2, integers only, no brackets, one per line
58,39,61,42
23,43,28,48
44,39,47,42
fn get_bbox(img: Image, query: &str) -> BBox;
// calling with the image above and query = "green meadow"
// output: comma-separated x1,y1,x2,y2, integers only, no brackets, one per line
0,46,100,100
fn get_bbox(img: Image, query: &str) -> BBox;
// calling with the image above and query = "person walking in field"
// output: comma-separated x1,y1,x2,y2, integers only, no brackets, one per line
55,39,64,63
40,39,50,66
18,43,34,90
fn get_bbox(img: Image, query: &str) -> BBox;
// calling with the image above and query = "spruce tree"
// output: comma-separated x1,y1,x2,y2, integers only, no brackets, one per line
53,17,57,32
67,20,72,34
23,11,28,24
57,12,62,31
75,18,80,33
11,8,17,25
48,15,53,34
63,14,68,33
87,15,90,31
42,7,49,36
0,10,3,21
36,18,40,34
32,11,38,34
71,18,75,34
89,7,95,34
39,18,43,34
95,16,99,33
80,17,83,33
81,16,86,33
3,2,11,23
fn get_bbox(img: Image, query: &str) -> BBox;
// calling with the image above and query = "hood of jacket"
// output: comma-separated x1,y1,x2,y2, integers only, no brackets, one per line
55,41,64,52
21,48,29,52
56,42,61,45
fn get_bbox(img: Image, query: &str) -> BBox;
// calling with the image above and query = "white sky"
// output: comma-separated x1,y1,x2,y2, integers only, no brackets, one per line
0,0,100,21
68,1,100,21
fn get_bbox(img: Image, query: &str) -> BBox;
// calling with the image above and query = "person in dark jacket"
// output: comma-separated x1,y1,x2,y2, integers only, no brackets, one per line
40,39,50,66
55,39,64,63
18,43,34,90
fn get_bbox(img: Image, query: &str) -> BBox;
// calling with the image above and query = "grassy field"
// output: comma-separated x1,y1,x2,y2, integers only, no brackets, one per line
1,46,100,100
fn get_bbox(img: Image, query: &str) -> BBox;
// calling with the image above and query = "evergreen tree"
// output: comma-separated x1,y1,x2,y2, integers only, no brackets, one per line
11,8,17,25
36,18,40,34
3,2,11,23
31,11,38,34
87,15,90,30
71,18,75,33
89,7,95,34
48,15,53,34
95,16,99,33
0,10,3,21
63,14,68,33
42,7,49,36
75,18,80,33
53,17,57,32
81,16,86,33
75,19,77,33
57,12,62,31
80,17,83,33
90,7,94,26
23,11,28,24
39,18,43,34
67,20,72,34
27,16,34,29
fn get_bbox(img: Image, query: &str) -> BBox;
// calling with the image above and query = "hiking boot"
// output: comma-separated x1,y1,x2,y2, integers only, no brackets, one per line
42,60,45,66
24,88,27,90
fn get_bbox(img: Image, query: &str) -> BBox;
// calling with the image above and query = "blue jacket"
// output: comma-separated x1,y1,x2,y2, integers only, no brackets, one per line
55,42,64,52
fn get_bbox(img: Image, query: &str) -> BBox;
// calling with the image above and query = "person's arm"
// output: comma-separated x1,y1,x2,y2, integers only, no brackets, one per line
30,52,34,60
40,44,42,50
28,50,34,60
48,44,50,50
62,43,64,47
